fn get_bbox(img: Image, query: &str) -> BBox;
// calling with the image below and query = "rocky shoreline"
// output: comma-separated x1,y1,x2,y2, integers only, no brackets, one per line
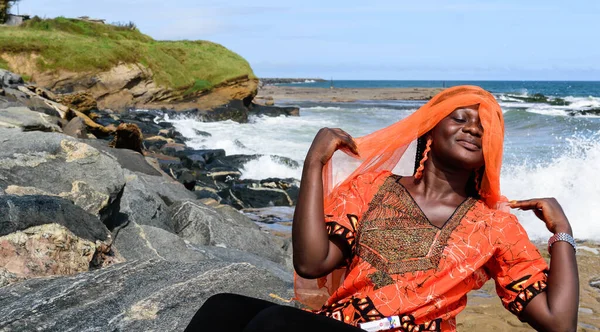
1,69,599,331
0,69,299,330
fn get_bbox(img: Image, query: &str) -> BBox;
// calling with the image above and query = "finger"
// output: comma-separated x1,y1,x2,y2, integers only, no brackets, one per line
334,129,359,155
509,199,543,210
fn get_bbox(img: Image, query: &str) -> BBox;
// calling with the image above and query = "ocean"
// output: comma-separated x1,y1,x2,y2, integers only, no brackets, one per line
163,80,600,241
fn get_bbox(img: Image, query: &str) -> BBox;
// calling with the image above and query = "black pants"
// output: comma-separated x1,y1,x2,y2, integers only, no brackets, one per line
184,293,364,332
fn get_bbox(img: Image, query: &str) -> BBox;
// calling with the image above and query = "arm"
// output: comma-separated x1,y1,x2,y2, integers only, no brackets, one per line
510,198,579,332
292,128,358,279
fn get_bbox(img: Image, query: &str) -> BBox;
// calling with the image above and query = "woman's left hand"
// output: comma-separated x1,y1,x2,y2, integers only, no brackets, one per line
509,198,572,235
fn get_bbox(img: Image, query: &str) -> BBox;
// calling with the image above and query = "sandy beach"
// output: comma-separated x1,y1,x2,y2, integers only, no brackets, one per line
256,85,444,103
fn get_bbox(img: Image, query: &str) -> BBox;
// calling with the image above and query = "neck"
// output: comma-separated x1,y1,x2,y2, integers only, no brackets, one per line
416,155,472,200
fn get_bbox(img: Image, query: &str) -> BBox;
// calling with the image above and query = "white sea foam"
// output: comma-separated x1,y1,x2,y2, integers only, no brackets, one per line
240,155,301,180
564,96,600,109
502,135,600,240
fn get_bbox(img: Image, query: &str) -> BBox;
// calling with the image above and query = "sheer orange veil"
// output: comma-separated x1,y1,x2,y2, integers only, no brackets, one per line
294,85,506,309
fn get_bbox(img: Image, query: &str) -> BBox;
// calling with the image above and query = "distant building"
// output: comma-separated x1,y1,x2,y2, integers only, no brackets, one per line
5,14,29,26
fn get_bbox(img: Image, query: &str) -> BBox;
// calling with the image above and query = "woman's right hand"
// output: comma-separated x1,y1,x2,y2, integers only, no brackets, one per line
305,128,359,166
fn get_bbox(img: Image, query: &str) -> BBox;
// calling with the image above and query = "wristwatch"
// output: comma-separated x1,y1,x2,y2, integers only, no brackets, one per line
547,232,576,253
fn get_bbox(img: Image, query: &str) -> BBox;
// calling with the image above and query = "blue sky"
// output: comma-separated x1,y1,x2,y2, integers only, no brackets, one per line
14,0,600,80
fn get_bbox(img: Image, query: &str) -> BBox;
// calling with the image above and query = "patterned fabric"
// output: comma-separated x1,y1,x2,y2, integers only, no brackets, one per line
315,171,548,331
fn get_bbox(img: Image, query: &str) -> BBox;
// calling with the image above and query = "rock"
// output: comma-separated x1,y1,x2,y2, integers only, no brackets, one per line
62,117,88,138
193,129,211,137
250,104,300,117
194,187,222,202
0,129,126,224
113,222,207,263
178,170,196,190
143,135,172,152
192,245,293,282
56,91,97,114
0,260,293,331
161,142,187,156
117,170,178,232
170,201,289,266
0,69,24,87
0,195,120,283
231,185,294,208
65,108,113,138
0,106,62,132
0,223,119,283
109,123,144,154
0,195,109,240
86,140,162,176
193,99,249,123
178,149,226,166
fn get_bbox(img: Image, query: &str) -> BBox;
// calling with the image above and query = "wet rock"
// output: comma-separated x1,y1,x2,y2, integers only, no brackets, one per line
194,187,222,202
178,170,197,191
193,99,249,123
231,185,294,208
193,129,211,137
250,104,300,117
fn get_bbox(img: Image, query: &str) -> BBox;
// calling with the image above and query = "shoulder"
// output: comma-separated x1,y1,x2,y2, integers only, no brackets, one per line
468,199,519,225
350,170,393,191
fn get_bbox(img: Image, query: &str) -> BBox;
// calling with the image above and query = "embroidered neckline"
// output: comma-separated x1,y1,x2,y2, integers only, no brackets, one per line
356,174,477,275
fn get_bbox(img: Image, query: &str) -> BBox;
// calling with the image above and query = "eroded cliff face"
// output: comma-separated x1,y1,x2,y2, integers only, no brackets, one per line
1,54,258,111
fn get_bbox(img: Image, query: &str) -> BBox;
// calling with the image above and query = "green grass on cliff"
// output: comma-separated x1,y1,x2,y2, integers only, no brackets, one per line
0,17,255,92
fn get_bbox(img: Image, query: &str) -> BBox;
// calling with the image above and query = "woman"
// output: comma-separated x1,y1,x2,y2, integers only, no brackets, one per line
185,86,578,332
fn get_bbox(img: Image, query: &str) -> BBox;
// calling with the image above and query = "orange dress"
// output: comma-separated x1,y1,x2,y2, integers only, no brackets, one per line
314,171,548,331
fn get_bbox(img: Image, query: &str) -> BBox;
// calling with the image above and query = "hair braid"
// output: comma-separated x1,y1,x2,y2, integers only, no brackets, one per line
414,137,432,180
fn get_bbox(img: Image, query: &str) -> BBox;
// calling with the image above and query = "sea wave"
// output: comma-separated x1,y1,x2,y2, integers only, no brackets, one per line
502,134,600,240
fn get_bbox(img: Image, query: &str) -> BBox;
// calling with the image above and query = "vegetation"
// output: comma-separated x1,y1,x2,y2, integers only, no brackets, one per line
0,0,20,24
0,17,255,93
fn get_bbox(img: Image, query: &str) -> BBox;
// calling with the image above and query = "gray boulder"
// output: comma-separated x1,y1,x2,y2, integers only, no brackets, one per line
117,168,195,231
170,200,290,268
0,128,125,224
0,260,294,332
0,106,62,132
0,69,23,87
113,222,208,263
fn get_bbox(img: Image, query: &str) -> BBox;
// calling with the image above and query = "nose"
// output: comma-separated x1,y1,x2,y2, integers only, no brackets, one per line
462,119,483,137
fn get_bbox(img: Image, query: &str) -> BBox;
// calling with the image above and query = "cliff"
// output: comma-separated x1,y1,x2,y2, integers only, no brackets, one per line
0,17,258,111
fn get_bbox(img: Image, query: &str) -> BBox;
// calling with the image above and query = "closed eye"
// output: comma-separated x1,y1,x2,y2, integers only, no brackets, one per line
452,117,466,123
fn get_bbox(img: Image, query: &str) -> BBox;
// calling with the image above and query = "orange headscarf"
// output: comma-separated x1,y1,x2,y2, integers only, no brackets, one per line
295,85,506,309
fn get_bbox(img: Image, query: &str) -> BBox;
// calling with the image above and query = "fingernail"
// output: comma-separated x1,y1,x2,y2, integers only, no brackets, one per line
509,200,517,204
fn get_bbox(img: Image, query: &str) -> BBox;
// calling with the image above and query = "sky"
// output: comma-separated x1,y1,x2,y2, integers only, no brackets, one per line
14,0,600,80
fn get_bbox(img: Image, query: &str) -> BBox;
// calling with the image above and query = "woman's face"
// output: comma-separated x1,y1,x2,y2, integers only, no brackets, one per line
429,106,485,170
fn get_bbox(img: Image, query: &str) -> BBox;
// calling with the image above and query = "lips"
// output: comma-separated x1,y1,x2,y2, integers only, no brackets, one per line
457,138,481,151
